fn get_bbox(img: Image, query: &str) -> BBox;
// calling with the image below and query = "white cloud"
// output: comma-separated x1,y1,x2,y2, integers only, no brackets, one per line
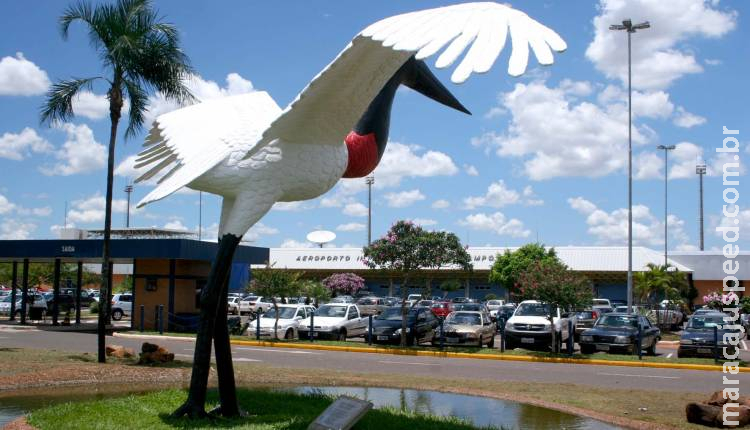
521,186,544,206
464,164,479,176
431,199,450,209
586,0,737,90
458,212,530,238
635,151,663,180
272,201,312,212
72,91,129,120
280,239,314,248
0,193,52,218
474,81,651,180
336,222,365,232
0,52,50,96
409,218,438,227
597,85,674,119
673,107,706,128
43,123,106,176
463,181,543,209
245,222,279,242
384,189,425,208
568,196,688,247
0,219,36,239
704,59,722,66
164,219,189,231
67,193,129,224
145,73,255,124
714,208,750,237
0,194,16,214
0,127,53,160
342,202,368,217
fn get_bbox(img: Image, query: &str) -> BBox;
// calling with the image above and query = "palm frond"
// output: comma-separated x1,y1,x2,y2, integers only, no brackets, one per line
122,78,148,139
40,77,101,125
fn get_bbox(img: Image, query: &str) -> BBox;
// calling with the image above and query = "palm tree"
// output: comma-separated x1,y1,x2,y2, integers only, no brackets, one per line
41,0,193,363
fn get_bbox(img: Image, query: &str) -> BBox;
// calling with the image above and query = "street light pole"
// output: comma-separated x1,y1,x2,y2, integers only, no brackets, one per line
696,163,706,251
657,144,675,266
365,176,374,245
124,184,134,228
610,19,650,310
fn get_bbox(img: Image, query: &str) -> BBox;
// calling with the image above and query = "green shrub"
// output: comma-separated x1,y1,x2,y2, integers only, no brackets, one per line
89,300,99,314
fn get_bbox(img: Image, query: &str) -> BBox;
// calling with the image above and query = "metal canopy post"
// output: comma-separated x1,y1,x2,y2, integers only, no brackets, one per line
52,258,61,325
75,261,83,325
9,262,17,321
20,259,29,325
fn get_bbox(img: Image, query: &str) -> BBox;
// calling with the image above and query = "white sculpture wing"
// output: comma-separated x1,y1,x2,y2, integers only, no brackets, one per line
135,91,282,207
257,2,565,148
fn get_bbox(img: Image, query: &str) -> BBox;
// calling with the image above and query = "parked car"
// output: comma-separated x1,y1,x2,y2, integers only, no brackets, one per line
494,304,516,324
330,296,355,304
415,299,434,308
678,312,740,358
453,302,486,313
451,297,470,304
503,300,575,351
383,297,400,307
485,299,505,316
574,310,599,342
592,298,613,315
741,314,750,336
650,303,684,330
111,293,133,321
0,294,47,318
579,313,660,355
442,311,496,347
369,306,439,346
48,294,76,314
356,297,385,316
227,296,241,315
430,301,453,319
407,294,423,302
257,304,316,339
239,296,274,315
300,303,367,340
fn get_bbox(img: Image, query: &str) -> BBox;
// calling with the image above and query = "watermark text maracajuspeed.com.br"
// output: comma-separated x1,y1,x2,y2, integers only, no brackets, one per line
717,125,744,426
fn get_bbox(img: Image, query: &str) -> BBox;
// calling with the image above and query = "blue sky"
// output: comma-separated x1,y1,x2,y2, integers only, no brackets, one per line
0,1,747,251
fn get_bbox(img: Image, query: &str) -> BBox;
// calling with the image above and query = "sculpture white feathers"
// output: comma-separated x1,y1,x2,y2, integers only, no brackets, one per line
151,3,567,418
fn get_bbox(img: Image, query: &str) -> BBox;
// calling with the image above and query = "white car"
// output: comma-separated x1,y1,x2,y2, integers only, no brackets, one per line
239,295,274,315
503,300,576,351
227,296,241,315
0,294,47,317
257,304,316,339
299,303,367,340
111,293,133,321
485,299,505,317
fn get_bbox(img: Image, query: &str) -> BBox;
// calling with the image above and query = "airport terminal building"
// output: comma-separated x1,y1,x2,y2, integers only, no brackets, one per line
269,246,748,304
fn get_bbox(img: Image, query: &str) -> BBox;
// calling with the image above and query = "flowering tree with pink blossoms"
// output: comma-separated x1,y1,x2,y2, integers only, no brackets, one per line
362,220,472,346
703,291,740,310
322,273,365,296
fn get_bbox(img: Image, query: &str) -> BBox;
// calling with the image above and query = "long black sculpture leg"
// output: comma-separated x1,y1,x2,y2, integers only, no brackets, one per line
210,267,241,417
172,234,241,419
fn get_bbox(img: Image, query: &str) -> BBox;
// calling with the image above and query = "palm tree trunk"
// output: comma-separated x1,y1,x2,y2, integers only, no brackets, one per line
98,85,122,364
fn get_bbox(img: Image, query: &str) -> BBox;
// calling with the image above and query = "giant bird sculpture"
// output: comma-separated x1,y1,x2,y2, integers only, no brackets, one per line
135,2,566,418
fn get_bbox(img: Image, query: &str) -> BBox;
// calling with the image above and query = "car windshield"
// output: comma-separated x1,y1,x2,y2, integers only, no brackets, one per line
244,296,258,302
262,307,297,319
315,305,347,318
515,303,550,317
377,308,416,321
687,315,725,329
593,300,609,306
356,298,377,305
417,300,433,307
454,304,480,311
446,312,481,325
487,300,501,306
596,315,637,328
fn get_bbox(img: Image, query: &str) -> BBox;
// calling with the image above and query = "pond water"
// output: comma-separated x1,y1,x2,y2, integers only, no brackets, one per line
289,386,622,430
0,385,622,429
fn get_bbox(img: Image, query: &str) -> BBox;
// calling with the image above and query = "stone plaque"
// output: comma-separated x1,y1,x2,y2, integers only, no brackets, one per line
308,396,373,430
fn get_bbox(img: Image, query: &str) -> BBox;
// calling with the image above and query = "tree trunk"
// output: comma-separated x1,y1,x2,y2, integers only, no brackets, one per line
400,275,410,347
98,83,122,363
272,298,279,340
212,268,240,417
173,234,241,419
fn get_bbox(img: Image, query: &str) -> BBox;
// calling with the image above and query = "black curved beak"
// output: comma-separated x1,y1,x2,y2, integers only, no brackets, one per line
401,58,471,115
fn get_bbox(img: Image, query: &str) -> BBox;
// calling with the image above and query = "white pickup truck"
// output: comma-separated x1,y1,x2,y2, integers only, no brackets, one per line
300,303,368,341
503,300,576,352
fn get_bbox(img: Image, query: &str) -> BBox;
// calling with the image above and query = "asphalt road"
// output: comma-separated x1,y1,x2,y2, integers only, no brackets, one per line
1,328,748,394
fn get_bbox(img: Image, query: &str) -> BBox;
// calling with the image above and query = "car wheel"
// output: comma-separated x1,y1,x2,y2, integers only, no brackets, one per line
112,309,123,321
488,334,495,349
478,335,483,348
338,329,347,342
285,328,294,340
580,345,595,355
646,339,657,356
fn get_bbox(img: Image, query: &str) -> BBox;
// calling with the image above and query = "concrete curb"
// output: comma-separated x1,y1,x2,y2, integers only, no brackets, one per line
114,332,748,373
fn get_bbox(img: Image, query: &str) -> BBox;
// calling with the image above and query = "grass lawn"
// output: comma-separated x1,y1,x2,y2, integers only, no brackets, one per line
27,388,488,430
131,331,743,367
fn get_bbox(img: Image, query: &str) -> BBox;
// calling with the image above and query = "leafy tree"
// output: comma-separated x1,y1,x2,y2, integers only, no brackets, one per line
249,266,302,340
322,273,365,297
41,0,193,365
300,280,331,307
363,221,472,346
489,243,557,298
439,279,462,299
740,296,750,314
113,275,133,294
634,264,689,305
516,259,593,352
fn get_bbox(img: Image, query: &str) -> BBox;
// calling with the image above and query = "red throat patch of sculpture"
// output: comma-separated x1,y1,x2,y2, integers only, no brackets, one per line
342,131,379,178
